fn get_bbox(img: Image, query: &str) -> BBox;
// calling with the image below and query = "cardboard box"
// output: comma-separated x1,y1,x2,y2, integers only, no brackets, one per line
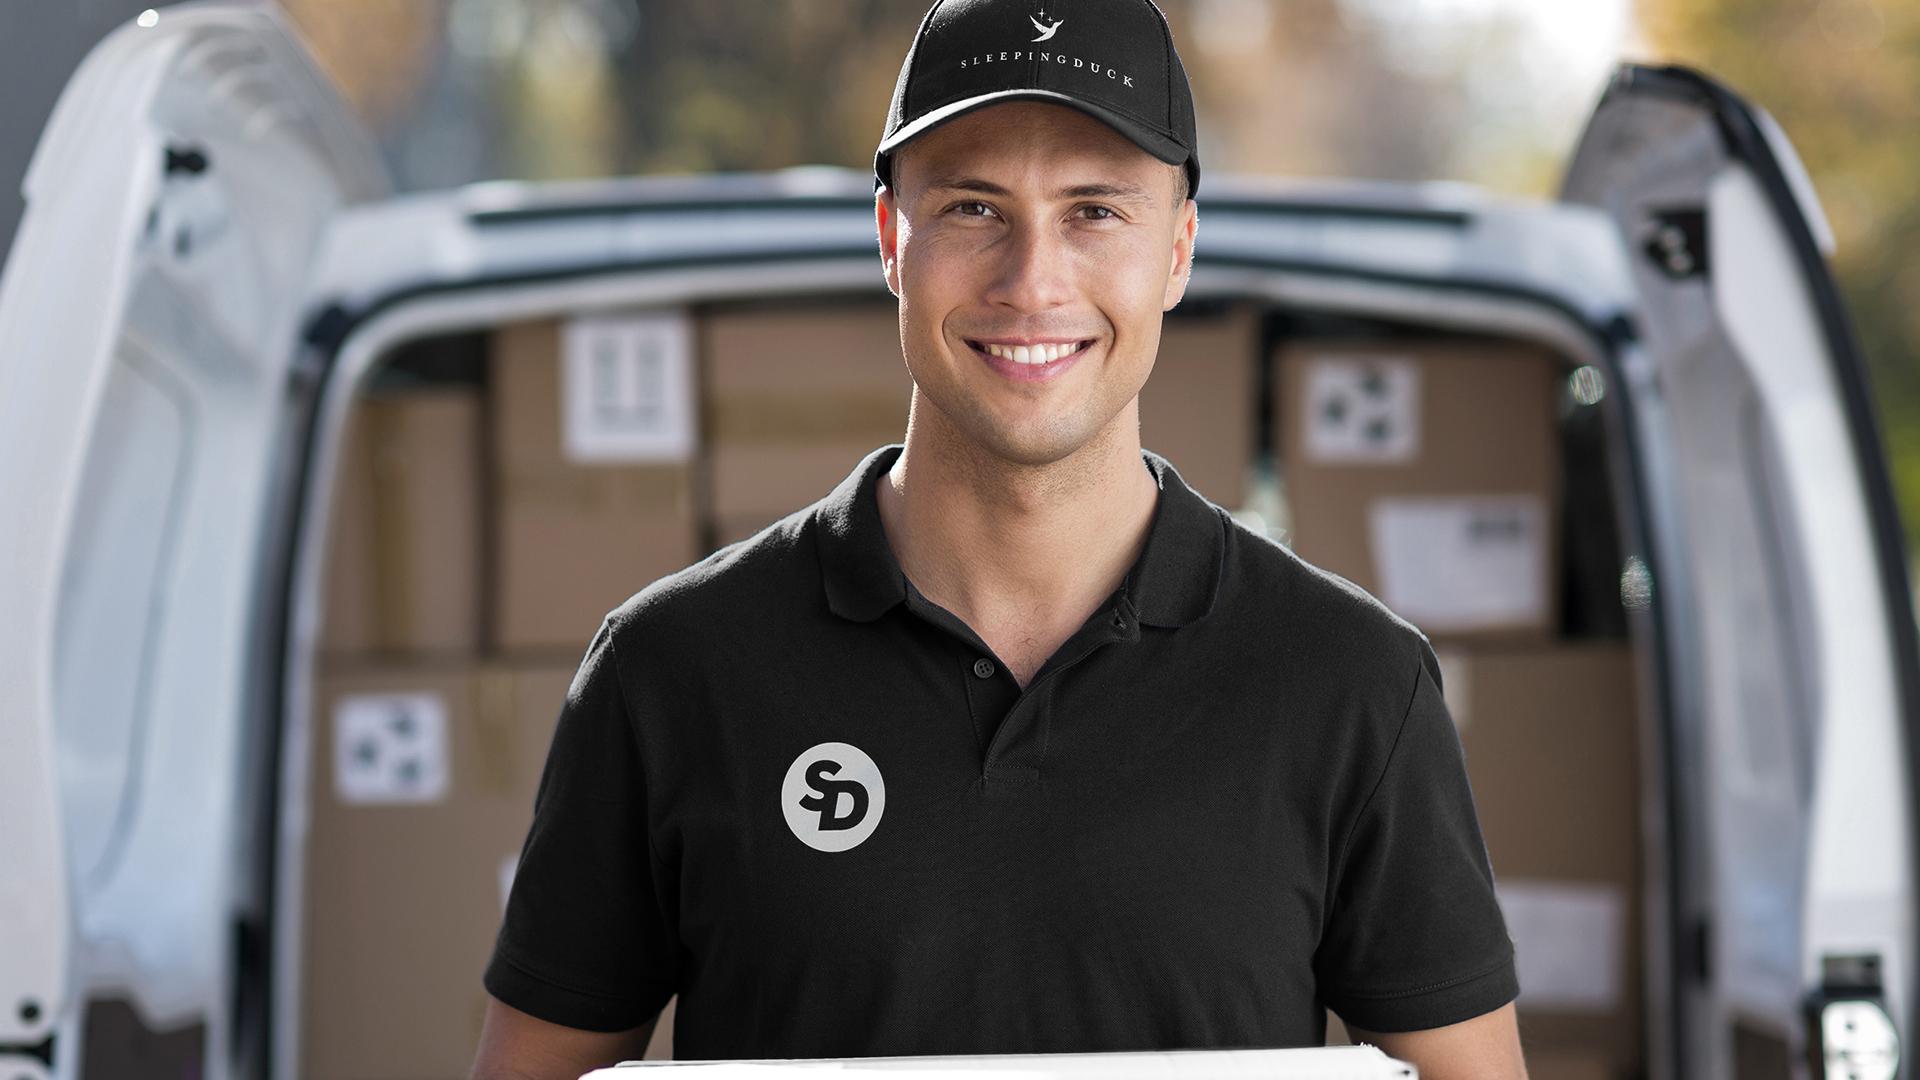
303,659,676,1075
1275,338,1562,641
1139,303,1259,510
702,302,911,529
1442,642,1643,1071
302,659,574,1079
319,388,484,657
489,320,703,655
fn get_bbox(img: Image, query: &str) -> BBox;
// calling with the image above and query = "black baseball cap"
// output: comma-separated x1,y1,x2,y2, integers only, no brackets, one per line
874,0,1200,198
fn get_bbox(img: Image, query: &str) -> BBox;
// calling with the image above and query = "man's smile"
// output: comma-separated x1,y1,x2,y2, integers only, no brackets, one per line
963,336,1096,381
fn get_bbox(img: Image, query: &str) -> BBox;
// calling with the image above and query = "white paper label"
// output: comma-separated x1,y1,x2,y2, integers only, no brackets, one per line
1368,495,1546,631
1496,879,1625,1011
333,692,450,804
1300,356,1420,463
561,311,695,463
1432,647,1471,731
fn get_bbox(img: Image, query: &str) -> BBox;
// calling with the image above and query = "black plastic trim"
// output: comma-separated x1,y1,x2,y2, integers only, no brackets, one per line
0,1033,54,1067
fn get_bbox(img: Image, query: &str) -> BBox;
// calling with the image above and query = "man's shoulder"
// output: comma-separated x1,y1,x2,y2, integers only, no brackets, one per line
601,501,825,645
1215,513,1448,771
1217,510,1434,677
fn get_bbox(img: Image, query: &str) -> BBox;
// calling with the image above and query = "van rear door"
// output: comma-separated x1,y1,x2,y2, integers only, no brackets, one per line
1563,63,1917,1080
0,5,385,1076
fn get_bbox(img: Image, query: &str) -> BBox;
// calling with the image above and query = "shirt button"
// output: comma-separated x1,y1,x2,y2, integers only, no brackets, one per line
972,658,996,679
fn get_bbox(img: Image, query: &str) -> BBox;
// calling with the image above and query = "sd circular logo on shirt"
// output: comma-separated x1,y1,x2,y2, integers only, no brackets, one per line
782,742,885,852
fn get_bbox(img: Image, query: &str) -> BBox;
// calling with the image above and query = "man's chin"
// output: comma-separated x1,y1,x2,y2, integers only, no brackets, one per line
960,419,1105,471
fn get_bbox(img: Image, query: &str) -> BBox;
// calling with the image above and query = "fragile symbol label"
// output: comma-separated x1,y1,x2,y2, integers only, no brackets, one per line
1300,355,1421,464
332,692,450,805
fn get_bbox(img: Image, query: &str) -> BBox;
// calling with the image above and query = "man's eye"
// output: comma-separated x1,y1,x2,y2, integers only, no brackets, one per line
952,201,995,217
1079,205,1118,221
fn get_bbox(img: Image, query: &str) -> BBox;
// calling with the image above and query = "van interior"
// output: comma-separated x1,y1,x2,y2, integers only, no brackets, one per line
293,293,1649,1080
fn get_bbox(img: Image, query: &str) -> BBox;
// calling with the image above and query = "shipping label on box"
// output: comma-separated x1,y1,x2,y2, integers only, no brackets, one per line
561,311,696,464
1433,646,1472,731
1368,494,1547,632
1497,879,1626,1012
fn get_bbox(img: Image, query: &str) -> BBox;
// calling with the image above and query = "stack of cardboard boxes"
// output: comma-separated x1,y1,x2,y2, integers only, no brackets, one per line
1277,338,1643,1079
301,298,1274,1075
306,312,703,1075
305,308,1641,1076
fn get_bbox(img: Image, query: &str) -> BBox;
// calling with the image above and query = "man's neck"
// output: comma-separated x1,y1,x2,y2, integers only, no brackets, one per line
873,401,1159,637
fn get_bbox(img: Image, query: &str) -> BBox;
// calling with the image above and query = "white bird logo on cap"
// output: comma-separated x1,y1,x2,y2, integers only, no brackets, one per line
1030,11,1064,41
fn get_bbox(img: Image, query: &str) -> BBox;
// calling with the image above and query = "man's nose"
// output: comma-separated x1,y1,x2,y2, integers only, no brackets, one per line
981,220,1075,312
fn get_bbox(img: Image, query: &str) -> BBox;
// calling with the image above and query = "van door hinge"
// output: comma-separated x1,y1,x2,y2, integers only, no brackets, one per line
1688,915,1713,982
1805,953,1900,1079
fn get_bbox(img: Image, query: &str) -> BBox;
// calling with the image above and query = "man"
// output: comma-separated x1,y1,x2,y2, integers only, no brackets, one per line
471,1,1528,1078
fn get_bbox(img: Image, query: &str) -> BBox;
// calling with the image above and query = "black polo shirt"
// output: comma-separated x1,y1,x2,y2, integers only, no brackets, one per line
484,442,1518,1058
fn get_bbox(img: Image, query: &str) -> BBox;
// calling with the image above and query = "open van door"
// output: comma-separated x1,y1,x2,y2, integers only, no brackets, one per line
1563,64,1917,1080
0,4,386,1076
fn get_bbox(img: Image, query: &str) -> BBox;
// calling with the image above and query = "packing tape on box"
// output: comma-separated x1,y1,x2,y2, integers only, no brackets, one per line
710,391,905,444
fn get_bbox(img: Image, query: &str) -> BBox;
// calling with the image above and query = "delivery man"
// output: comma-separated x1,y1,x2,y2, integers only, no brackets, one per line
470,1,1529,1077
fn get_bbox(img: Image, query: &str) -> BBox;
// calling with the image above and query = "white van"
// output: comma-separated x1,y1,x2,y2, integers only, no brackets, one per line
0,4,1912,1080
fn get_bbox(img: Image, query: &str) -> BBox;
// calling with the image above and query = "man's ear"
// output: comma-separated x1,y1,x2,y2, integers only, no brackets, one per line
1162,197,1197,311
877,185,901,299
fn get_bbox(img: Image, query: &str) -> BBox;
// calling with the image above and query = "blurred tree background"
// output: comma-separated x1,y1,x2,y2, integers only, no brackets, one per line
280,0,1918,580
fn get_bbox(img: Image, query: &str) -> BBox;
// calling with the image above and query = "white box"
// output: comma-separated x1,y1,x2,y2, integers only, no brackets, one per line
588,1045,1417,1078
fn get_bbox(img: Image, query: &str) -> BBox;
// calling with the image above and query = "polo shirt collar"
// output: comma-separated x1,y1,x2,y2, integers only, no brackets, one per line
815,443,1224,629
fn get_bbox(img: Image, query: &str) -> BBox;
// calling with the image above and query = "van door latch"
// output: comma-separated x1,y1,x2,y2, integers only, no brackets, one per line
1806,953,1900,1079
1643,207,1708,280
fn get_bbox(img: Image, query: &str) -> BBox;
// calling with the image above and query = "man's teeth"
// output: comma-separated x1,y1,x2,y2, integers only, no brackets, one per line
980,341,1083,364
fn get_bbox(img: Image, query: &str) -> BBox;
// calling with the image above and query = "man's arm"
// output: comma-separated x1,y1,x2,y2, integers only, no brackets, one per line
1347,1001,1528,1080
468,995,659,1080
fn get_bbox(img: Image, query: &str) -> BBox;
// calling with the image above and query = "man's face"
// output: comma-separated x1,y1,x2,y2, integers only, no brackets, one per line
876,100,1197,469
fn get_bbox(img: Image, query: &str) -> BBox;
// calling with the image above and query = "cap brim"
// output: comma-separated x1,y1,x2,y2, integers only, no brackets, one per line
874,89,1189,188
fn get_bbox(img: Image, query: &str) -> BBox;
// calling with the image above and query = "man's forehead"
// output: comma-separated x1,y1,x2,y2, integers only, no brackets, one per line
898,106,1169,199
919,173,1158,206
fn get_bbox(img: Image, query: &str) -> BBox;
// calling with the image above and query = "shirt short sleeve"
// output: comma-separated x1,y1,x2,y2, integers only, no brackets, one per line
483,615,680,1031
1314,640,1519,1032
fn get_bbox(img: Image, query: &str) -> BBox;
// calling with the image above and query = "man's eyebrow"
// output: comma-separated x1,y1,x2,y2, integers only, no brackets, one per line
923,176,1155,203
